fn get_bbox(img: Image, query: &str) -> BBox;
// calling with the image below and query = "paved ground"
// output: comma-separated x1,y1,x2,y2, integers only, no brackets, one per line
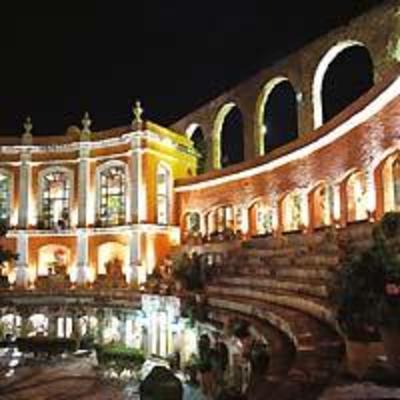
319,382,400,399
0,358,123,400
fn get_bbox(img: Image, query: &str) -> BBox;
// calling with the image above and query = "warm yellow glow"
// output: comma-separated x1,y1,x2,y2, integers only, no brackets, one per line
97,242,128,276
169,227,181,246
177,76,400,193
145,235,156,274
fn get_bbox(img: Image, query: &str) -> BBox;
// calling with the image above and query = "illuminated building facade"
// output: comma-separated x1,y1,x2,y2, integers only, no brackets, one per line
0,2,400,287
0,112,196,288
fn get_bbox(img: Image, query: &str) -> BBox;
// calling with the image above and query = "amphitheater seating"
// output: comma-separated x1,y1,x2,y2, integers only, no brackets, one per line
202,225,380,398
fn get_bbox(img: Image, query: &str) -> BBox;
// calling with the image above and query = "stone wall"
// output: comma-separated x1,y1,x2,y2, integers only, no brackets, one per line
171,1,400,166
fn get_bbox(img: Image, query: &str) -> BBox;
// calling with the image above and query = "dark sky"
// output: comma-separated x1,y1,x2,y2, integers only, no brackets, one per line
0,1,383,136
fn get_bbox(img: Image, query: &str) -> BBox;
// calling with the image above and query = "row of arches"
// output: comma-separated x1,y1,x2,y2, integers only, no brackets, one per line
183,150,400,237
186,41,375,170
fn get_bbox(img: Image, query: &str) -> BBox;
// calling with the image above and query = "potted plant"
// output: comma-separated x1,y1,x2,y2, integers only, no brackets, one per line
373,213,400,372
332,246,383,378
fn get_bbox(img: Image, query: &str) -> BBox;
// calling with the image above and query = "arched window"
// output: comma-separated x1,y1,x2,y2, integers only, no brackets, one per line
185,212,201,233
312,183,332,228
98,165,126,226
346,171,368,223
313,42,374,127
0,171,11,224
156,164,171,225
282,192,303,232
40,170,72,229
393,158,400,210
257,78,298,155
213,103,244,169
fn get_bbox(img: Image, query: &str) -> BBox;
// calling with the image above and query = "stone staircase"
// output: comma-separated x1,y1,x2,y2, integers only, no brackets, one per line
202,225,380,398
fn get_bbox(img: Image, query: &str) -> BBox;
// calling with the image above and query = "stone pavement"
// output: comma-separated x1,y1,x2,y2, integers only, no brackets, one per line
0,358,123,400
319,382,400,399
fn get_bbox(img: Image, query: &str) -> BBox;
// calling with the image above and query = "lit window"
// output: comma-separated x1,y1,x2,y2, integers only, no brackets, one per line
0,172,11,224
41,171,71,229
99,166,126,226
393,158,400,210
157,165,170,225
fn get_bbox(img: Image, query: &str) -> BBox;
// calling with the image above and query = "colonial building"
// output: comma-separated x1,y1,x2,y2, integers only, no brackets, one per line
0,106,197,288
1,1,400,289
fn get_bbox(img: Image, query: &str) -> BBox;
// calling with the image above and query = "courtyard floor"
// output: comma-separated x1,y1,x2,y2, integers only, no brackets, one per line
0,357,123,400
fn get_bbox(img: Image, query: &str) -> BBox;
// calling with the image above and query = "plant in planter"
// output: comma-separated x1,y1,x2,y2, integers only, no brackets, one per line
373,213,400,372
332,244,383,377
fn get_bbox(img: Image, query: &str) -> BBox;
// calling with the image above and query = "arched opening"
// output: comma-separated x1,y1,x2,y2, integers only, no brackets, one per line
346,171,368,223
96,162,127,227
97,242,128,283
38,168,73,230
248,201,273,236
37,244,71,277
258,79,299,154
311,183,332,228
381,152,400,213
314,42,374,127
213,103,244,169
186,124,207,174
156,163,171,225
281,192,304,232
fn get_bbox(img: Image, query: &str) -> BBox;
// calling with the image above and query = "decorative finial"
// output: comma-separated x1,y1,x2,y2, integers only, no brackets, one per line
22,116,33,145
82,111,92,134
24,116,33,135
132,100,144,127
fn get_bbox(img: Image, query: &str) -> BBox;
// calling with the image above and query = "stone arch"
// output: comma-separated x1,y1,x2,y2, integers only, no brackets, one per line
309,181,332,229
256,77,299,155
313,41,375,128
374,148,400,215
345,170,368,223
186,123,207,174
212,103,244,169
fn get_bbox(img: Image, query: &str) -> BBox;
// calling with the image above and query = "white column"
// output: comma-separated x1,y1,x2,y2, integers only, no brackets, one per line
76,229,89,285
15,232,29,288
127,231,141,285
131,137,147,224
78,147,90,227
18,152,31,228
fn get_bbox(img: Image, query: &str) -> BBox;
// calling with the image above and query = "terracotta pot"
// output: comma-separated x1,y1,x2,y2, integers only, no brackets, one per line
380,327,400,373
345,338,384,378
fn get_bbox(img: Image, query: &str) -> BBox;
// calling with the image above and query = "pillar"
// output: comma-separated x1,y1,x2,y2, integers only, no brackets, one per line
78,147,90,227
118,312,127,345
127,231,141,285
18,151,31,228
76,229,89,285
131,137,147,224
15,232,29,288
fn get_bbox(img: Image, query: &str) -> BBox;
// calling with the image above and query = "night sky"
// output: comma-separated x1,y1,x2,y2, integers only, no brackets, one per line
0,1,383,136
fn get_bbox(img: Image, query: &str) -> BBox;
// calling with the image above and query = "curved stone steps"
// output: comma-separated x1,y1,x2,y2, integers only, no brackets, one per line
216,275,329,299
207,284,336,329
207,294,343,400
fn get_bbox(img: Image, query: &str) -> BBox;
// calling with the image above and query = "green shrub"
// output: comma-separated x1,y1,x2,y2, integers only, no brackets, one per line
95,343,145,373
16,337,78,356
